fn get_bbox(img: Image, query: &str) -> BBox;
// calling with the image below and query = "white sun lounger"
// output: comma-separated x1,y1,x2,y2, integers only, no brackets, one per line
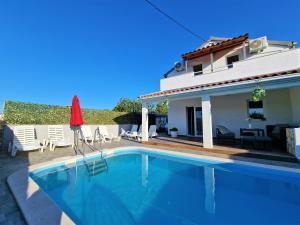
80,125,94,145
127,125,142,140
8,125,43,157
124,125,138,139
148,125,158,138
97,125,120,143
137,125,158,140
46,125,73,151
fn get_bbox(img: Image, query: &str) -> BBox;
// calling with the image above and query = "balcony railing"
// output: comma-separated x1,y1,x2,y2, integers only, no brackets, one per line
160,48,300,91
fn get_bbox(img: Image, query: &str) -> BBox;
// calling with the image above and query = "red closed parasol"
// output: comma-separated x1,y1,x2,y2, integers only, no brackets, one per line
70,95,83,126
70,95,83,154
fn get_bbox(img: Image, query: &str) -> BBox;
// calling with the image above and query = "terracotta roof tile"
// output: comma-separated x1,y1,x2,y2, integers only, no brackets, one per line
140,68,300,99
182,33,249,60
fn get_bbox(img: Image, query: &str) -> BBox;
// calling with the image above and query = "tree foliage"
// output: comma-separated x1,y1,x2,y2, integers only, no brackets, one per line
113,98,168,114
155,100,168,114
113,98,142,113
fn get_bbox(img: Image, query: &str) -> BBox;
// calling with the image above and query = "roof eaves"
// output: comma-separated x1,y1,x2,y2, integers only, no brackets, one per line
140,68,300,100
182,33,249,60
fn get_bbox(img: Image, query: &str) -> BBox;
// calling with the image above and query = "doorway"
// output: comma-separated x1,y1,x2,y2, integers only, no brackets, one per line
186,107,195,136
186,106,202,136
195,107,203,136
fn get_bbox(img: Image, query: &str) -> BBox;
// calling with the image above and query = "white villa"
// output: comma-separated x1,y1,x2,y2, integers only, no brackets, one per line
140,34,300,157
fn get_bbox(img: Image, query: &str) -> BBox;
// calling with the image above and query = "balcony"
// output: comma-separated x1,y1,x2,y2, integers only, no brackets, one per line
160,48,300,91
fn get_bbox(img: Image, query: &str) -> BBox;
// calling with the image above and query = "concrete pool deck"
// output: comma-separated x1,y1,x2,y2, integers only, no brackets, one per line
1,139,300,225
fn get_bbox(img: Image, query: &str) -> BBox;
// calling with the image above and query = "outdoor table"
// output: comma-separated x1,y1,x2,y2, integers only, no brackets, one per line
240,128,271,149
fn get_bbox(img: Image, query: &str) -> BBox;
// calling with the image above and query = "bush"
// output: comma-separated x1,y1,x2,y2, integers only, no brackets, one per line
3,100,141,125
169,127,178,132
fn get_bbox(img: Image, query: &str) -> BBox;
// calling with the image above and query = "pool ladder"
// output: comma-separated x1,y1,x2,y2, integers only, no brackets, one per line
84,157,108,177
75,136,108,177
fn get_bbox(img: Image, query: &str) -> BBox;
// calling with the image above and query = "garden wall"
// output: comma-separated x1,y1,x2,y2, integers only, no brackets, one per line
1,101,141,150
2,124,132,150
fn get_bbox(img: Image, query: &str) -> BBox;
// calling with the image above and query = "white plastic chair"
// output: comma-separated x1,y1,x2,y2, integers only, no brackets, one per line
80,125,94,145
47,125,73,151
127,125,142,140
9,125,43,157
137,125,158,140
148,125,158,138
120,128,126,137
97,125,114,143
125,125,138,139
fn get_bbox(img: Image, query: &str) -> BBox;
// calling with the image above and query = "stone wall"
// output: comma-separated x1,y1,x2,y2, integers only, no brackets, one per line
286,128,300,159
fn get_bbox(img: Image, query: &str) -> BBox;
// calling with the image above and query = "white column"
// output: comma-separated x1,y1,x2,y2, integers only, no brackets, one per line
142,101,149,142
202,95,213,148
185,60,188,72
243,41,247,59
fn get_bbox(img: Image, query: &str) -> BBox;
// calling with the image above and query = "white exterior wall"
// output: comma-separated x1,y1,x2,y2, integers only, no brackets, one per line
167,45,245,79
168,98,201,135
167,43,289,78
168,89,295,138
212,89,293,138
289,87,300,123
161,48,300,91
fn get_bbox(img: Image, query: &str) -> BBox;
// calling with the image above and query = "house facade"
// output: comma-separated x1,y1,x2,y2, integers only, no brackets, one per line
140,34,300,154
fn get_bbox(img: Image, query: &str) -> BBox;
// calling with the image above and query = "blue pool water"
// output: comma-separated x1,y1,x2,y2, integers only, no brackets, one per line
31,149,300,225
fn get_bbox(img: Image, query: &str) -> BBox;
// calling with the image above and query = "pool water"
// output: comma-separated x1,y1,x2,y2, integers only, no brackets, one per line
31,149,300,225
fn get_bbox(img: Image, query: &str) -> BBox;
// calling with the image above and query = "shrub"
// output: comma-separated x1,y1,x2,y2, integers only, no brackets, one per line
3,100,141,125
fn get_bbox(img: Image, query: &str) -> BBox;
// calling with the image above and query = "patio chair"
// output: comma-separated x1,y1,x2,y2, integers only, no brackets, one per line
137,125,158,141
148,125,158,138
47,125,73,151
216,125,235,139
8,125,44,157
97,125,120,143
120,128,126,137
124,125,138,139
127,125,142,140
80,125,94,145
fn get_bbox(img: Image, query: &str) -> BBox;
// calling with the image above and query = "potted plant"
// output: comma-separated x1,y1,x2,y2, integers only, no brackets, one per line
251,85,266,102
170,127,178,138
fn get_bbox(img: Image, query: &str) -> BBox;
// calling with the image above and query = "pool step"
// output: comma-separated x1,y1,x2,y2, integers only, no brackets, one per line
84,158,108,177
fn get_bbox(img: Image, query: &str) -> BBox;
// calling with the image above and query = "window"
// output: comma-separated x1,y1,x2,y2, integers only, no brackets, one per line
248,100,266,120
193,64,203,75
227,55,239,68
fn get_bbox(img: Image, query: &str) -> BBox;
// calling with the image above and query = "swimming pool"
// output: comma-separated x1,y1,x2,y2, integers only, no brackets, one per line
30,148,300,225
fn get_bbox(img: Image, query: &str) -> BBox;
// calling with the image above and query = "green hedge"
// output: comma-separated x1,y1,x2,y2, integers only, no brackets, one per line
3,101,141,125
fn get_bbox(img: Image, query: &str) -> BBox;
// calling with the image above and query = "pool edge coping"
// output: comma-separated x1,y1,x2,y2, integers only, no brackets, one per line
7,146,300,225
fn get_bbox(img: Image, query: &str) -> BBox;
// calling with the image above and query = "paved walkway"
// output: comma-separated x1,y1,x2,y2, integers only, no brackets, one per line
0,139,299,225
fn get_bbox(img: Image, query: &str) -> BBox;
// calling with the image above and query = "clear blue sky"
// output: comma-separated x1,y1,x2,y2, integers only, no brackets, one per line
0,0,299,110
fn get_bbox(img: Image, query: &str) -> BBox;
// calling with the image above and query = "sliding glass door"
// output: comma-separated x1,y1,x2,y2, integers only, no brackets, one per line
195,107,203,136
186,107,202,136
186,107,195,136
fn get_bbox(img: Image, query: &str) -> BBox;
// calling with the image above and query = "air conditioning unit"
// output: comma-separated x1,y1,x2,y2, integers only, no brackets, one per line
174,61,185,72
249,36,268,53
